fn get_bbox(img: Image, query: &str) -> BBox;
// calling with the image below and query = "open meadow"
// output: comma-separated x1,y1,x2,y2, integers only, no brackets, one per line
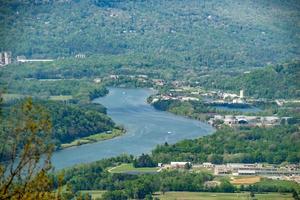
154,192,293,200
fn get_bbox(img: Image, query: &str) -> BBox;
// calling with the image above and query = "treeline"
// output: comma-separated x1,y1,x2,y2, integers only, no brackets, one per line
3,78,109,103
89,87,109,100
196,61,300,99
152,125,300,164
1,99,115,151
152,99,242,121
60,154,300,200
1,0,299,69
133,153,156,168
61,155,216,199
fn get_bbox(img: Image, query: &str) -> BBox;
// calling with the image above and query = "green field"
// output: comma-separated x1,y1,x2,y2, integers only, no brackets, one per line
79,190,106,200
108,163,158,173
61,129,124,149
78,191,294,200
49,95,73,101
2,93,26,101
154,192,293,200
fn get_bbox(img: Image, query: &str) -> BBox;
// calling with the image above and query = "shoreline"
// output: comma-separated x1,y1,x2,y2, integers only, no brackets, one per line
60,128,125,149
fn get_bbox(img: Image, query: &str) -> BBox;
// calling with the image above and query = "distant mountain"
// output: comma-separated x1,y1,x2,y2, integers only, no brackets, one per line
0,0,299,69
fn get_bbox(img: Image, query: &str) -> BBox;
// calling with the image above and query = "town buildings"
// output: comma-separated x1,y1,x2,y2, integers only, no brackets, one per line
213,163,300,180
158,162,300,183
208,115,287,127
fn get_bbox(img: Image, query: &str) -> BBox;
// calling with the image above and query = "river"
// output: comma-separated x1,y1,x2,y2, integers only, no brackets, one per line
51,88,215,170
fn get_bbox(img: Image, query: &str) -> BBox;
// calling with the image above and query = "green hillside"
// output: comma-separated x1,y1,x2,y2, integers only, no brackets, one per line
1,0,300,69
196,61,300,99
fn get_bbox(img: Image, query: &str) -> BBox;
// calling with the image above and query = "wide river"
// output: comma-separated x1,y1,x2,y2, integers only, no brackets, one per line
52,88,215,170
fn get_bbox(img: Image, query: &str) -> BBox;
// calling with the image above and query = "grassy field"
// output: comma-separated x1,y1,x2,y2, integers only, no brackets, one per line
154,192,293,200
230,176,261,185
191,167,213,174
61,129,124,149
108,163,158,173
2,93,26,101
49,95,73,101
79,190,106,200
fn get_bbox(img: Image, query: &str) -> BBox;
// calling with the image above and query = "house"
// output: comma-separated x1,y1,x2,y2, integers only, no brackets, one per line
170,162,191,168
214,165,231,175
203,162,214,168
75,53,86,58
223,116,237,126
152,79,165,86
0,51,12,66
110,75,119,79
93,78,101,83
137,74,148,79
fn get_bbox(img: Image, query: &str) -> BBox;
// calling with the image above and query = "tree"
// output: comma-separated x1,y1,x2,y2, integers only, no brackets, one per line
0,98,59,199
184,163,192,170
219,180,235,193
133,154,156,168
102,190,127,200
292,189,300,200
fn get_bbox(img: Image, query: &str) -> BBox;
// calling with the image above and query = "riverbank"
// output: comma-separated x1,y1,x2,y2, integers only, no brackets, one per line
61,128,125,149
51,88,214,170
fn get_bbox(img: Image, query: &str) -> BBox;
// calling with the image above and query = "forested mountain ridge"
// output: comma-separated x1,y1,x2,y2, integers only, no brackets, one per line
1,0,300,69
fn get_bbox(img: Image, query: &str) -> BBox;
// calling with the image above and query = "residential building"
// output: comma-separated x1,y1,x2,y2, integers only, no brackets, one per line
0,51,12,66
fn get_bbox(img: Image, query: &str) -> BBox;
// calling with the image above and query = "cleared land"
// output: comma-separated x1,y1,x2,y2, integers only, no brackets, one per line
2,93,26,101
79,190,105,200
108,163,158,173
154,192,293,200
49,95,73,101
230,176,261,185
61,129,124,149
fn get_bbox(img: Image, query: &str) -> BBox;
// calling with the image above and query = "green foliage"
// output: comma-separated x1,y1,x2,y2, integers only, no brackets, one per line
247,179,300,194
133,154,157,168
2,99,115,155
102,190,127,200
196,61,300,99
62,156,214,199
152,125,300,164
0,0,299,69
89,87,109,100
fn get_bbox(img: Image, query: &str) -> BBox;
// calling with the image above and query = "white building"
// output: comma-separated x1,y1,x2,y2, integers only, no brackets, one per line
0,51,12,66
75,53,86,58
240,90,244,99
17,56,54,63
170,162,191,168
203,162,214,168
93,78,101,83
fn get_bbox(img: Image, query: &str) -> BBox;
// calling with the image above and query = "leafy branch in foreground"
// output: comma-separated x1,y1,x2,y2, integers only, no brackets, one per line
0,98,58,200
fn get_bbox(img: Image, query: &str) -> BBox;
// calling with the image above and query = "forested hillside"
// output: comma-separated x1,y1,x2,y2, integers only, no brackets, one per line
152,126,300,164
1,0,300,68
1,99,115,161
195,61,300,99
